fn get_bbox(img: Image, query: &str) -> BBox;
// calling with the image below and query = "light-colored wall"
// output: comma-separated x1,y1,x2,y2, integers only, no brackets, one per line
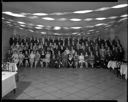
2,23,14,61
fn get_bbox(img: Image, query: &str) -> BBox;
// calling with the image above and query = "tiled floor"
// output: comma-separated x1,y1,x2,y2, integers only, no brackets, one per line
2,67,127,101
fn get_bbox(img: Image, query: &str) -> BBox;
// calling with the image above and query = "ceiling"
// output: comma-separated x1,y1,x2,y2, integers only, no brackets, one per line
2,1,128,35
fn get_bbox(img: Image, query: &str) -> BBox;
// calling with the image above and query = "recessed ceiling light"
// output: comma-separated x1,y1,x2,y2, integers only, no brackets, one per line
95,17,106,20
29,30,34,32
50,12,67,15
20,25,26,27
120,14,128,17
108,16,117,19
111,4,128,8
84,18,93,21
42,17,55,20
35,26,43,29
6,21,11,23
54,26,61,30
2,17,5,19
94,7,110,11
71,27,82,29
28,16,38,19
95,23,106,26
86,25,94,28
36,25,44,27
70,18,82,21
17,21,26,24
32,13,48,16
57,18,67,21
73,10,93,14
118,17,128,22
2,11,25,17
54,33,61,35
41,32,46,34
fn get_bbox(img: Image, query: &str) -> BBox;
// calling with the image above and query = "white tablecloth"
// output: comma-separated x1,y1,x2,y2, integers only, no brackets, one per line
2,71,17,97
120,63,127,80
107,61,121,70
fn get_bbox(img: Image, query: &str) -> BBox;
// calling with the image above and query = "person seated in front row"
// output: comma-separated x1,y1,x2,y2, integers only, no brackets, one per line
29,50,35,68
79,53,85,68
94,51,101,68
40,50,45,68
18,51,24,67
56,51,63,68
68,54,74,68
45,51,51,68
34,51,40,68
84,51,89,68
74,52,79,68
88,51,95,68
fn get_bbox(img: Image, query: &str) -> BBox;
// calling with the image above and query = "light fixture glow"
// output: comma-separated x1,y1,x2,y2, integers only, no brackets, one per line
111,4,128,8
29,30,34,32
28,16,38,19
17,21,26,24
71,27,82,29
54,26,61,30
118,17,128,22
42,17,55,20
70,18,82,21
108,16,117,19
36,25,44,27
41,32,46,34
2,11,26,17
73,10,93,14
20,25,26,27
35,26,43,29
57,18,67,21
94,7,110,11
84,18,93,21
120,14,128,18
95,17,106,20
50,12,67,15
95,23,107,26
32,13,48,16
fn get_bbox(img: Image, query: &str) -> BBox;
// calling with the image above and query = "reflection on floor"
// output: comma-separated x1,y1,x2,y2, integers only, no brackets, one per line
2,67,127,101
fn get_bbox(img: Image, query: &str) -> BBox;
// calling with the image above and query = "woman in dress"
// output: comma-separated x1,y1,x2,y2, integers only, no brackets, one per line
45,51,51,68
84,51,89,68
29,50,35,68
12,51,19,66
40,50,45,68
79,53,85,68
24,50,29,67
34,51,40,68
18,51,24,67
68,54,74,68
88,51,95,68
74,52,79,68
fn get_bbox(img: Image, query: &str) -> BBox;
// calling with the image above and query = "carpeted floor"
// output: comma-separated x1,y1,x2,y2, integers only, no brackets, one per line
2,67,127,101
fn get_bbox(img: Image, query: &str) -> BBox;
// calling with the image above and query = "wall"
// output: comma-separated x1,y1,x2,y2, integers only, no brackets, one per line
2,23,14,61
116,21,127,61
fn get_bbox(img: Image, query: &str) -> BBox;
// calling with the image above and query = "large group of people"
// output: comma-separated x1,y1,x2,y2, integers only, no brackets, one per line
5,35,124,69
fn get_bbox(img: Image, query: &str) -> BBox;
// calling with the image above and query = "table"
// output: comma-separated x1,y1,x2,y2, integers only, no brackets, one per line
2,71,17,97
107,61,121,70
120,63,127,80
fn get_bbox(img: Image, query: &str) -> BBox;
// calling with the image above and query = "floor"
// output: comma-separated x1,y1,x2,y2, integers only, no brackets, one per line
2,67,127,101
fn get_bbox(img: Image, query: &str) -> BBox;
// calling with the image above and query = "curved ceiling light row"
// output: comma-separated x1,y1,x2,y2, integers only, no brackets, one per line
2,3,128,17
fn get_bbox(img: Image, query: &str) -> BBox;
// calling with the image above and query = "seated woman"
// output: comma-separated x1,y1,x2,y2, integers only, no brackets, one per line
45,51,51,68
40,50,45,68
56,51,63,68
34,51,40,68
78,53,85,68
23,50,29,67
88,51,95,68
74,52,79,68
100,45,106,68
18,51,24,67
84,51,89,68
62,51,68,68
12,51,19,66
68,54,74,68
29,50,35,68
6,49,12,62
94,51,101,68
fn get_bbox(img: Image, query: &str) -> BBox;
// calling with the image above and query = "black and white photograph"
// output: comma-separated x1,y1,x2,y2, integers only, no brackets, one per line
2,1,127,101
